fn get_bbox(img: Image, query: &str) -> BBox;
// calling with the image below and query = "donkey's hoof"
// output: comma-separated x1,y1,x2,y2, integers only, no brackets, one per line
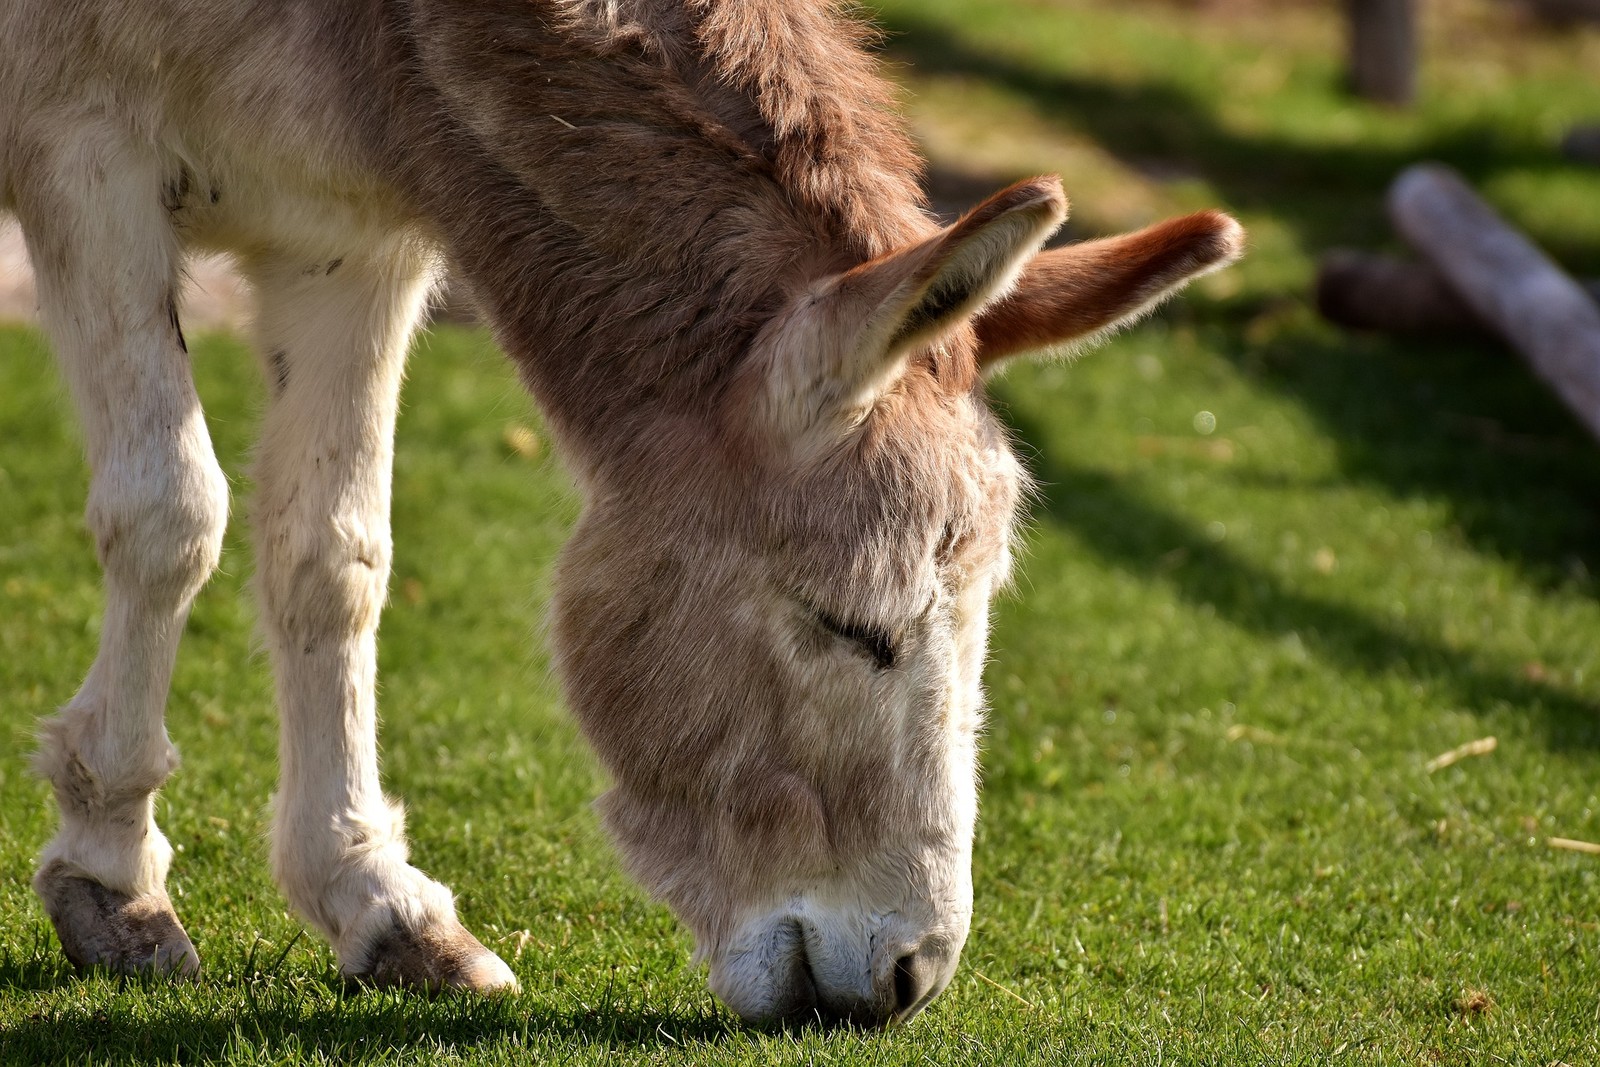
348,919,519,994
35,863,200,977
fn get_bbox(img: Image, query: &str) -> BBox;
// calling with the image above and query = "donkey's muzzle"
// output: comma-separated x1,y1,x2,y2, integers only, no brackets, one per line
712,915,957,1028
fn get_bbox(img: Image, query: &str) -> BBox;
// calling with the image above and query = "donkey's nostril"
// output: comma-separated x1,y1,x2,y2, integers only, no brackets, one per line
892,951,937,1019
769,924,821,1023
793,939,819,1007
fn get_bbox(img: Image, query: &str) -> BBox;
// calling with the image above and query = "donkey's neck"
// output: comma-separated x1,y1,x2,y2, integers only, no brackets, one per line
372,0,934,463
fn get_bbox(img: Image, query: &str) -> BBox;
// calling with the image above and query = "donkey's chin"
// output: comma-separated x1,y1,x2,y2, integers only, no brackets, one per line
706,907,963,1028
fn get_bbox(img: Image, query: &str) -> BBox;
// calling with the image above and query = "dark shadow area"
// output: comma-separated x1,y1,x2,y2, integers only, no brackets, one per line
994,394,1600,753
1211,321,1600,591
0,981,743,1063
0,945,75,993
880,9,1600,273
0,955,889,1062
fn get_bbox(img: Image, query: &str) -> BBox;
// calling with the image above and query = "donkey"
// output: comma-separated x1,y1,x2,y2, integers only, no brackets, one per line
1,0,1242,1025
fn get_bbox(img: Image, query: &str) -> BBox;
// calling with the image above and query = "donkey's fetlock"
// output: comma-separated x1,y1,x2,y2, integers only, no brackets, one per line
34,707,180,901
35,860,200,977
35,705,181,817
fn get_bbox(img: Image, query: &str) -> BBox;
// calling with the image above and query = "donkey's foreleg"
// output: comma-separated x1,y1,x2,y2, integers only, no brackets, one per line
14,125,226,975
248,242,516,993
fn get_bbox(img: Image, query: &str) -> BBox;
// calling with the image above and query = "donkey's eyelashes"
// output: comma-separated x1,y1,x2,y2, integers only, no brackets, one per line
810,605,898,671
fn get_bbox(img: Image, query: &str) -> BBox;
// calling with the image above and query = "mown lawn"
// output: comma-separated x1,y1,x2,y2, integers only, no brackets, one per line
4,1,1600,1063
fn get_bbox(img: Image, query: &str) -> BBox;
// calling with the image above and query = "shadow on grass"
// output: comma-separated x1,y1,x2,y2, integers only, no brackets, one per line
1215,322,1600,590
0,975,745,1062
0,941,74,993
995,367,1600,753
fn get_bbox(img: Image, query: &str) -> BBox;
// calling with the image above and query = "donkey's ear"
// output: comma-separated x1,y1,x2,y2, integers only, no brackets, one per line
974,211,1245,370
778,178,1067,428
843,177,1069,366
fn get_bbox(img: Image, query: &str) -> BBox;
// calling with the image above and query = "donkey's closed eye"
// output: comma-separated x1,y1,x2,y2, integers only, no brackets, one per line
813,606,898,671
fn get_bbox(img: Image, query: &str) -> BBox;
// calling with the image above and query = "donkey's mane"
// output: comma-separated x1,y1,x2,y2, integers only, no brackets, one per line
386,0,937,447
553,0,933,257
682,0,933,258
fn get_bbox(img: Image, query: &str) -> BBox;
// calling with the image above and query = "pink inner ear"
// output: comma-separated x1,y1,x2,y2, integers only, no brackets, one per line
974,210,1244,366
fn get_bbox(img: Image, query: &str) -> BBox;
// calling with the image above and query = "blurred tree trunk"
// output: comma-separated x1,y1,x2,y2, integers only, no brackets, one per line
1346,0,1416,106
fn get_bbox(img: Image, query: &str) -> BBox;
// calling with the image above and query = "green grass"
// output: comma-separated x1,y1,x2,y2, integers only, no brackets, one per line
5,0,1600,1062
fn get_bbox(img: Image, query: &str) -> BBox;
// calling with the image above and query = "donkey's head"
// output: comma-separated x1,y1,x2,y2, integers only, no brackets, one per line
550,178,1242,1025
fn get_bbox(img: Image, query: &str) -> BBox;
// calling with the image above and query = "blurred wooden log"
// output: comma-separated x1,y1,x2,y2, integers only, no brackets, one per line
1562,125,1600,167
1317,250,1478,333
1316,250,1600,335
1346,0,1416,106
1389,163,1600,439
1525,0,1600,25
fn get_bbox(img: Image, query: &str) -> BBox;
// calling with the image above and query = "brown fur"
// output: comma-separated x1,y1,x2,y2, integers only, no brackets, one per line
346,13,1237,959
364,0,943,458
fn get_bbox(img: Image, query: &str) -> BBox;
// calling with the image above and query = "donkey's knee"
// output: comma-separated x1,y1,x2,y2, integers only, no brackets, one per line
255,517,392,647
86,438,229,608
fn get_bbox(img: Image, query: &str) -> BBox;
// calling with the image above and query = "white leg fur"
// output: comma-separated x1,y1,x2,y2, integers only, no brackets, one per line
15,116,226,974
247,240,516,992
